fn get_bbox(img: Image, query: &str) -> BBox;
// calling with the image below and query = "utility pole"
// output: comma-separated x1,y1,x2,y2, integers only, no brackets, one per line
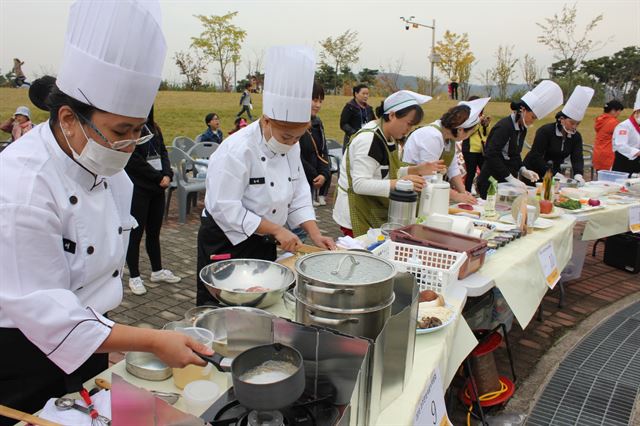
400,16,439,96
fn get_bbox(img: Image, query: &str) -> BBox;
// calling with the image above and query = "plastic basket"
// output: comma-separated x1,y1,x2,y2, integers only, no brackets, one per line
373,240,467,294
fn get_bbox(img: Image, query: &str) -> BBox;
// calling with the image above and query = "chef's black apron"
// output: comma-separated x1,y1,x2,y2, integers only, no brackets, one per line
0,328,107,426
612,152,640,176
196,212,277,306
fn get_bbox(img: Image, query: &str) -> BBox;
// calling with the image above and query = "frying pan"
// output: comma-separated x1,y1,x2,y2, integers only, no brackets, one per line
197,343,304,411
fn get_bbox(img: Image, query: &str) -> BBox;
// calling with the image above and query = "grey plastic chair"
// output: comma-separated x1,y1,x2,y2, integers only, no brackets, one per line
326,138,342,174
167,147,206,223
172,136,196,153
188,142,219,159
194,134,203,143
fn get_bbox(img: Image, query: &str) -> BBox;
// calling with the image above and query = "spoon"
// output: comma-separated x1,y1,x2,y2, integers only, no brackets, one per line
54,398,111,425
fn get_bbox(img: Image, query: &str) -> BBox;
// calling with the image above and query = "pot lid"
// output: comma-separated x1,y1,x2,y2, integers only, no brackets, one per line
295,252,396,284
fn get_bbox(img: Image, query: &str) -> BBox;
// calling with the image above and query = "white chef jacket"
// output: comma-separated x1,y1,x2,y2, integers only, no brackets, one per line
612,118,640,160
333,121,410,229
402,121,461,178
0,122,135,374
204,121,315,245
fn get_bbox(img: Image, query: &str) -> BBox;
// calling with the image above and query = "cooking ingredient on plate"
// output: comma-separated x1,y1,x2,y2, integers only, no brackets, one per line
588,198,601,207
458,203,474,211
239,360,298,384
539,199,553,214
554,198,582,210
417,305,453,329
418,316,443,329
419,290,438,302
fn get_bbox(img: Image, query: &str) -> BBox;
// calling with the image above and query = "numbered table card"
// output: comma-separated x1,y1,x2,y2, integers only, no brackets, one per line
629,205,640,233
538,242,560,289
414,368,452,426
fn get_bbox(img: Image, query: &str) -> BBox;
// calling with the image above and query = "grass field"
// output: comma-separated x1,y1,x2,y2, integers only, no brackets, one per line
0,87,606,147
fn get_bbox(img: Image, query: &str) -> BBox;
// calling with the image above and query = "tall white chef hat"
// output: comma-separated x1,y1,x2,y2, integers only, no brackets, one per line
56,0,167,118
383,90,432,114
263,45,316,123
561,85,594,121
456,97,491,128
521,80,563,120
634,88,640,111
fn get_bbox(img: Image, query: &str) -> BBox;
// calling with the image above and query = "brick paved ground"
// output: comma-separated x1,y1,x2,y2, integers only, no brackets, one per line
110,178,639,423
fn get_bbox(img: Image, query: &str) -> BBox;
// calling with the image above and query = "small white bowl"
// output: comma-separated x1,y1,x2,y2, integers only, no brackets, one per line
183,380,220,414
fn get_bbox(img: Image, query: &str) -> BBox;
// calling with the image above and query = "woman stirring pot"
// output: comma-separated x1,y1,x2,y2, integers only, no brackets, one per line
0,2,212,422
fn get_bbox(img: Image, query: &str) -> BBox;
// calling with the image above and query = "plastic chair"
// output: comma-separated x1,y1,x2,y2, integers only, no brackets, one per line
188,142,219,159
326,139,343,175
167,147,206,223
582,143,594,180
172,136,196,153
194,134,203,143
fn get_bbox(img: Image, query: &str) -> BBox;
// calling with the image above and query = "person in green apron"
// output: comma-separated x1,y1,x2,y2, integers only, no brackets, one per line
332,90,447,237
403,98,491,205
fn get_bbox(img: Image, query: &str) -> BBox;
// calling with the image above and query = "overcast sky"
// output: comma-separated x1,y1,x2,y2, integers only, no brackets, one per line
1,0,638,86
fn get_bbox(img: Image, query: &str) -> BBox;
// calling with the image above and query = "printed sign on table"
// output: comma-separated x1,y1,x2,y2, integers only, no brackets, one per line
414,368,452,426
629,205,640,233
538,242,560,289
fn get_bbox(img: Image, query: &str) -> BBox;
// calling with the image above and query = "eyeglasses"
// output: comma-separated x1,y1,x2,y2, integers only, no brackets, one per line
76,113,153,150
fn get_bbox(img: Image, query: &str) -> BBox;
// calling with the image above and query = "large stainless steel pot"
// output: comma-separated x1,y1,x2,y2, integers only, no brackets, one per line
199,259,295,308
295,252,396,310
294,293,394,340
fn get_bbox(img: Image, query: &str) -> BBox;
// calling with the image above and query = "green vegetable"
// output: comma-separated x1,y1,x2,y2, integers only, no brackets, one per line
555,199,582,210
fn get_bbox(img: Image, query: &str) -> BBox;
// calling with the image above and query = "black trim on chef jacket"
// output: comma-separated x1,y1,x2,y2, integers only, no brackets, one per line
364,127,398,179
0,313,110,426
196,212,277,306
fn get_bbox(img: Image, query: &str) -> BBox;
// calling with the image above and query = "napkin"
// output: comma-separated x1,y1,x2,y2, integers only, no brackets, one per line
39,390,111,425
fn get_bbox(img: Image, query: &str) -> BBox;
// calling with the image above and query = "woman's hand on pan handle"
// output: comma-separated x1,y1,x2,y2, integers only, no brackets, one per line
151,330,213,368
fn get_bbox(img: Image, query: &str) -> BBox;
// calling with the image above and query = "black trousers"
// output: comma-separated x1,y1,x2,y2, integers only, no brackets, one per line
462,151,484,193
236,105,253,121
196,213,277,306
126,188,165,277
0,328,107,426
612,152,640,176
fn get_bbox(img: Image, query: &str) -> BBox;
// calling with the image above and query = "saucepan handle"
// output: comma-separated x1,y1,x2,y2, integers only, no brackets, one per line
304,283,355,295
308,313,359,326
195,352,232,372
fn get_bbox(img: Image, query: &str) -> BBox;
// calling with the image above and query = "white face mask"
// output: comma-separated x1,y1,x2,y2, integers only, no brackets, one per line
264,124,294,155
61,122,132,176
561,124,576,135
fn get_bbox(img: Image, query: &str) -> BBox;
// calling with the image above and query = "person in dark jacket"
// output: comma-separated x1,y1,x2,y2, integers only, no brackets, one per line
476,80,563,198
200,112,223,144
340,83,375,150
461,96,491,192
522,113,584,185
125,106,180,296
299,82,331,205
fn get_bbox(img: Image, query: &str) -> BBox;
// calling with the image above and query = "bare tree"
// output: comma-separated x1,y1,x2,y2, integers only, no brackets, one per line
537,3,608,78
458,60,475,100
174,50,208,90
479,69,494,97
492,45,518,100
520,54,541,90
375,59,404,96
245,49,264,79
319,29,361,94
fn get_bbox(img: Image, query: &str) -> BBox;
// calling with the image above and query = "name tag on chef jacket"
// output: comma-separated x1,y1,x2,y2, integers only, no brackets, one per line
147,155,162,171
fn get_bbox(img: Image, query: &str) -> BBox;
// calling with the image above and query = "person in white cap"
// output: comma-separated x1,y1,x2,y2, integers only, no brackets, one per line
196,45,336,306
333,90,447,236
1,105,34,142
476,80,563,198
0,1,213,419
403,97,491,203
523,85,595,185
611,89,640,176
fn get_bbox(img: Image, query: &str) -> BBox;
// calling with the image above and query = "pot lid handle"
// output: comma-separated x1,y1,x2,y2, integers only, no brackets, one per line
331,254,359,279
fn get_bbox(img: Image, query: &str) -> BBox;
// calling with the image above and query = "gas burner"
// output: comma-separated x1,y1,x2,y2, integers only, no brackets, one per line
202,388,342,426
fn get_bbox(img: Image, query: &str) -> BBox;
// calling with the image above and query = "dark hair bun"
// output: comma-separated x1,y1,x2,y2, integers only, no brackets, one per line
375,101,385,118
29,76,57,111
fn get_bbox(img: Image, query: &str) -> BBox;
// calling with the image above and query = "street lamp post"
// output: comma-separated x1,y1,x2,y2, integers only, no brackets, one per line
400,16,438,96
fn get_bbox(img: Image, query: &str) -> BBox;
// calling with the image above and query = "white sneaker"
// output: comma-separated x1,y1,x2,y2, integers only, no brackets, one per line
150,269,182,283
312,200,321,207
128,276,147,295
318,196,327,206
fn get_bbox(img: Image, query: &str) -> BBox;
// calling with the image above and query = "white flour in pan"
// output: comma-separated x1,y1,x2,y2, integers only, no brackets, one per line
239,360,298,384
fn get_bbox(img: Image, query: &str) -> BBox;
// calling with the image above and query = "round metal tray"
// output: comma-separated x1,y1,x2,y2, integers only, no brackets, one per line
125,351,172,381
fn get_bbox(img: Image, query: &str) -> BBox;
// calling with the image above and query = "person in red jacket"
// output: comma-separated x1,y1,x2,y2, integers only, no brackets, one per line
593,100,624,171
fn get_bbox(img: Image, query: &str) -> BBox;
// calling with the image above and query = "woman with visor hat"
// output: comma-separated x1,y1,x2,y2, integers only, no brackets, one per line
0,1,212,421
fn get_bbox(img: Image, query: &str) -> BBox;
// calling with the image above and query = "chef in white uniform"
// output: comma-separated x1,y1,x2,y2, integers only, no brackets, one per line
0,1,212,421
612,89,640,176
197,46,335,306
403,97,491,204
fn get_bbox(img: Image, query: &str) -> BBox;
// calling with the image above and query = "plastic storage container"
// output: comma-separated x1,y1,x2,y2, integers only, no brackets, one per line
372,240,466,294
389,224,488,279
597,170,629,182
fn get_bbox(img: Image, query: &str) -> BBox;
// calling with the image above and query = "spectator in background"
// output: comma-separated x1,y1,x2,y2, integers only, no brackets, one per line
200,112,223,144
237,83,253,121
450,76,459,100
593,99,624,172
125,107,180,296
228,117,248,136
461,96,491,193
340,83,375,151
0,106,34,142
299,82,331,206
12,58,30,88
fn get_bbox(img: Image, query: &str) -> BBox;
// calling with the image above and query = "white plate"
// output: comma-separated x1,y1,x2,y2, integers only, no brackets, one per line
416,304,457,334
498,215,554,229
540,206,564,219
562,203,606,214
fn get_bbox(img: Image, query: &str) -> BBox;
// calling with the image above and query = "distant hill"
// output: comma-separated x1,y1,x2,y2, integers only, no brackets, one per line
377,73,530,98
